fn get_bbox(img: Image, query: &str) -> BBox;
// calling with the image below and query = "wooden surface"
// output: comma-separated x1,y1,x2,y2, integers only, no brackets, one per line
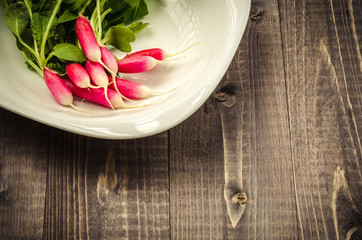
1,0,362,239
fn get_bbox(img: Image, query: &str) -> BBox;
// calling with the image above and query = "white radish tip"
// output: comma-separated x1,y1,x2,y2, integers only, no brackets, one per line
151,87,177,96
70,104,95,114
121,103,151,109
166,42,200,58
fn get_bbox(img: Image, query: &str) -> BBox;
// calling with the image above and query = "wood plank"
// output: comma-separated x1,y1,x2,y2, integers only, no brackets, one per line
169,99,226,240
169,0,299,238
229,1,298,238
0,109,50,239
279,0,362,239
41,131,170,239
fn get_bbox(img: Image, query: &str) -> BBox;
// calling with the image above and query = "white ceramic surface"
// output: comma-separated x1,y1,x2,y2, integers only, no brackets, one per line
0,0,251,139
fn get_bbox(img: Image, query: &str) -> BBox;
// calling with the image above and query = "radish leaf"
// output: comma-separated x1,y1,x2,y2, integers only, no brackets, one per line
128,21,149,33
123,0,148,24
102,25,135,52
5,2,29,37
0,0,9,11
32,0,47,11
47,61,65,73
57,9,77,24
31,13,57,46
16,28,34,52
70,0,87,11
52,43,87,62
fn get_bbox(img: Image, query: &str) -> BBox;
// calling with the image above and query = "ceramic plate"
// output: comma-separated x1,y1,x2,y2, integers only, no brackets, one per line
0,0,251,139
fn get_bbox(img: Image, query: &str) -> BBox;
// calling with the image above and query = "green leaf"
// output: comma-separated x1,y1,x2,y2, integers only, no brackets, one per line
125,0,139,5
123,0,148,24
16,28,34,52
52,43,87,62
54,23,66,41
104,0,127,13
47,61,65,73
0,0,17,12
0,0,8,11
70,0,86,11
40,1,56,16
57,9,77,24
32,0,47,11
23,0,32,14
102,2,130,30
128,21,149,33
5,2,29,37
63,0,76,4
103,25,135,52
31,13,57,46
25,61,36,71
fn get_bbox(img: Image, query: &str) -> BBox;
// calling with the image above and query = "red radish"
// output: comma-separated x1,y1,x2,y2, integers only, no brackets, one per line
124,42,199,61
85,60,109,87
117,55,178,73
100,47,118,74
85,59,114,109
64,79,128,109
75,16,116,76
66,63,95,88
100,46,127,100
43,67,75,108
75,15,101,62
107,75,175,99
107,75,151,99
124,48,164,61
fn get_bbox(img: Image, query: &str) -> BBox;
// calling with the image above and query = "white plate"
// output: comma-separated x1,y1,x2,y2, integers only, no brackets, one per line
0,0,251,139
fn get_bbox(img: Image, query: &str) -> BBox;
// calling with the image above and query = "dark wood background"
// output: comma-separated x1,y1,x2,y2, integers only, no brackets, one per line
1,0,362,239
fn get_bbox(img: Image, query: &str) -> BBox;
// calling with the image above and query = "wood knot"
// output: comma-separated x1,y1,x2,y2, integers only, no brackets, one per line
249,5,263,22
217,92,229,102
215,83,237,107
232,191,247,204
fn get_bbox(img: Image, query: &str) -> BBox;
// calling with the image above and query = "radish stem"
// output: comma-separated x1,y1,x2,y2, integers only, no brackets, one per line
100,8,112,21
79,0,92,15
17,37,42,65
96,0,102,42
22,52,43,76
40,0,63,63
98,60,134,102
24,0,32,20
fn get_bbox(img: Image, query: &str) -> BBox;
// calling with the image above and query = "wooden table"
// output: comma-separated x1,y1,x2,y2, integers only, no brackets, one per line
1,0,361,239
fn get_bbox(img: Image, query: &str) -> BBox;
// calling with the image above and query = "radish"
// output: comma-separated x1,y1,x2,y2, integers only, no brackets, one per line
64,79,127,109
43,67,79,110
117,55,183,73
124,42,199,61
107,75,175,100
75,16,117,77
85,60,109,87
66,63,97,89
75,15,102,62
107,75,151,99
85,59,114,109
100,47,118,74
64,79,148,109
100,46,127,100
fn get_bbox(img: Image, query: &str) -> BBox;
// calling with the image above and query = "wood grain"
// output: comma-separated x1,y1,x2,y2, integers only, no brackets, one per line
226,1,298,238
40,131,170,239
169,99,226,239
0,0,361,239
279,0,362,239
0,109,50,239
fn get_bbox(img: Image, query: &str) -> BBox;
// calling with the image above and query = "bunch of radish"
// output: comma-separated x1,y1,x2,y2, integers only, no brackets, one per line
44,15,194,111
